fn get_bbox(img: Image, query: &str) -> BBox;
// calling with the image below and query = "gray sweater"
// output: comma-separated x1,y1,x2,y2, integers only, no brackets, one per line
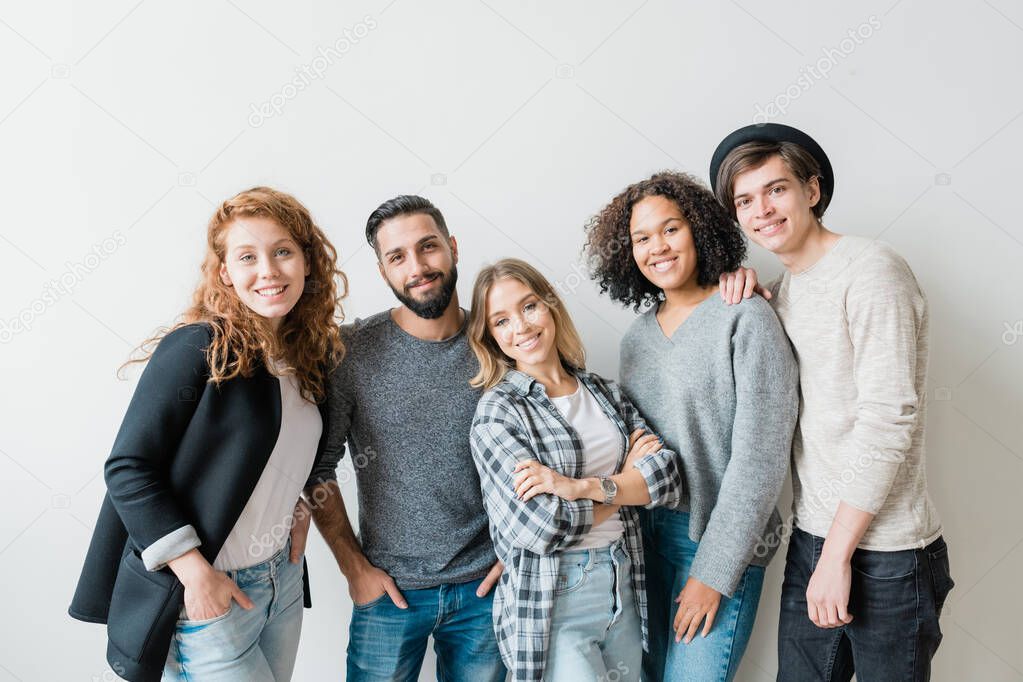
620,294,798,596
306,310,496,589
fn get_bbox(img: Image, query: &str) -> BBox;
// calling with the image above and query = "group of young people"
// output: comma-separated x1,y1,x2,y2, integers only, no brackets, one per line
69,123,953,682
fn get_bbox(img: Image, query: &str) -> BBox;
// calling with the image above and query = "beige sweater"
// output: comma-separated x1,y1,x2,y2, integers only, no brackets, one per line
770,235,942,550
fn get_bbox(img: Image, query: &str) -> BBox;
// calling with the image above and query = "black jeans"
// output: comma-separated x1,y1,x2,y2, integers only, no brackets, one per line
777,527,954,682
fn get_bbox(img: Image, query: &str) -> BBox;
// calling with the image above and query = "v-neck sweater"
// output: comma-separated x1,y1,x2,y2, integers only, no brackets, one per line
620,294,799,595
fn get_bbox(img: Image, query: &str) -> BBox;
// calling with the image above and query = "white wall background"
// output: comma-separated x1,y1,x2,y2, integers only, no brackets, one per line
1,1,1021,680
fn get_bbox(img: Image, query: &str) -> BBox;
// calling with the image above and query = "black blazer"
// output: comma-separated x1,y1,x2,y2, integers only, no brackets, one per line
68,323,331,682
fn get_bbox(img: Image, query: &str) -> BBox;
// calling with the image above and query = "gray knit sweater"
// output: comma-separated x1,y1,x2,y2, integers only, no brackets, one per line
305,310,496,589
620,294,798,596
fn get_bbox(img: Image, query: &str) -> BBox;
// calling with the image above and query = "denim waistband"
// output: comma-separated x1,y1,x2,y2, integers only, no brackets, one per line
559,538,627,566
221,537,293,588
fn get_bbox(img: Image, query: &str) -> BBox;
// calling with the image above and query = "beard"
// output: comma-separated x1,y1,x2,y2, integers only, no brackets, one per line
390,265,459,319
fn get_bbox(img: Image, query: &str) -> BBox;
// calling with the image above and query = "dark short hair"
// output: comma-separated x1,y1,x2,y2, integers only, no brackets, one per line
584,171,746,311
715,141,829,220
365,195,449,252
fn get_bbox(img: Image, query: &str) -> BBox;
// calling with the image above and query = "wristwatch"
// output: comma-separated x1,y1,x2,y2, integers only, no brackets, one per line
599,477,618,505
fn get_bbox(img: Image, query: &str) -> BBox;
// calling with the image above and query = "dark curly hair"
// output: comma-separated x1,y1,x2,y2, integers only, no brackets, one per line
583,171,746,311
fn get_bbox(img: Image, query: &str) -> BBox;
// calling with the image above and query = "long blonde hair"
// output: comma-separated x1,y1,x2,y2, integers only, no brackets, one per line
121,186,347,403
468,258,586,390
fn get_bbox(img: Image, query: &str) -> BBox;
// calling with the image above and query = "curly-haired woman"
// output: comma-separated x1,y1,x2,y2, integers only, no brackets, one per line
69,187,347,682
584,171,799,681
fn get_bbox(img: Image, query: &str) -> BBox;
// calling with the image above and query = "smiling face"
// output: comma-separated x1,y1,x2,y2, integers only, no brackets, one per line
629,194,700,294
375,212,459,319
485,277,558,372
218,216,309,329
731,154,821,257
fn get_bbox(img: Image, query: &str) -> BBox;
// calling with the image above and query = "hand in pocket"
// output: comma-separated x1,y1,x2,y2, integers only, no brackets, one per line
182,569,254,621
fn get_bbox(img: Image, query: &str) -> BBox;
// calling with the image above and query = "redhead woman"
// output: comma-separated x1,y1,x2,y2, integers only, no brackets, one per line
69,187,347,682
467,258,685,682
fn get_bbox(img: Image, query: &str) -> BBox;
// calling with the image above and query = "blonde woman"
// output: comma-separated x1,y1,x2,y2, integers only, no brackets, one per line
467,258,684,682
69,187,346,682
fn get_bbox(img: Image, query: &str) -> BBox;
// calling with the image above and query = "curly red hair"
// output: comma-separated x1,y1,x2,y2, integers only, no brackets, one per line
123,187,347,403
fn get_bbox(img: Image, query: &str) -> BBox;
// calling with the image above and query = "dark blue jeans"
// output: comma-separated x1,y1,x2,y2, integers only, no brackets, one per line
777,527,954,682
346,577,507,682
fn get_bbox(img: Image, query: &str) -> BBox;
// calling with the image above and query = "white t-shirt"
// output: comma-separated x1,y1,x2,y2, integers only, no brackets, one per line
549,382,625,549
214,368,323,570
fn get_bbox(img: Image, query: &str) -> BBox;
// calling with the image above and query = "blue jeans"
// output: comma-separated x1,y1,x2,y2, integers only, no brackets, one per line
640,508,765,682
162,539,304,681
544,540,643,682
347,577,506,682
777,527,954,682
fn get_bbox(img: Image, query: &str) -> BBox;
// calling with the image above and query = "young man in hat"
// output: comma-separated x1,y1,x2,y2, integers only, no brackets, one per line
711,123,953,681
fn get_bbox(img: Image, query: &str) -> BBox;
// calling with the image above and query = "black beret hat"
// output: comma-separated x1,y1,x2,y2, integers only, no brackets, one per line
710,123,834,212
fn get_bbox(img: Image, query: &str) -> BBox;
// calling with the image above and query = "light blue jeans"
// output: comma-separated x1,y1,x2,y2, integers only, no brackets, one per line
162,539,304,681
641,508,765,682
544,540,643,682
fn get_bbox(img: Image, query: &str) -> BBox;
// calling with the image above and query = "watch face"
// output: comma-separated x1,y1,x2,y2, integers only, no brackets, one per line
602,478,617,495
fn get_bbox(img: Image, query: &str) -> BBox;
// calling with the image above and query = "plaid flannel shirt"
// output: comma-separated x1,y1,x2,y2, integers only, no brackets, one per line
469,368,684,681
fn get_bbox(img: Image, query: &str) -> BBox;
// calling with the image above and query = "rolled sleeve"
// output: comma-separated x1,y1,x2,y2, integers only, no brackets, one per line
634,449,685,509
140,524,202,571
